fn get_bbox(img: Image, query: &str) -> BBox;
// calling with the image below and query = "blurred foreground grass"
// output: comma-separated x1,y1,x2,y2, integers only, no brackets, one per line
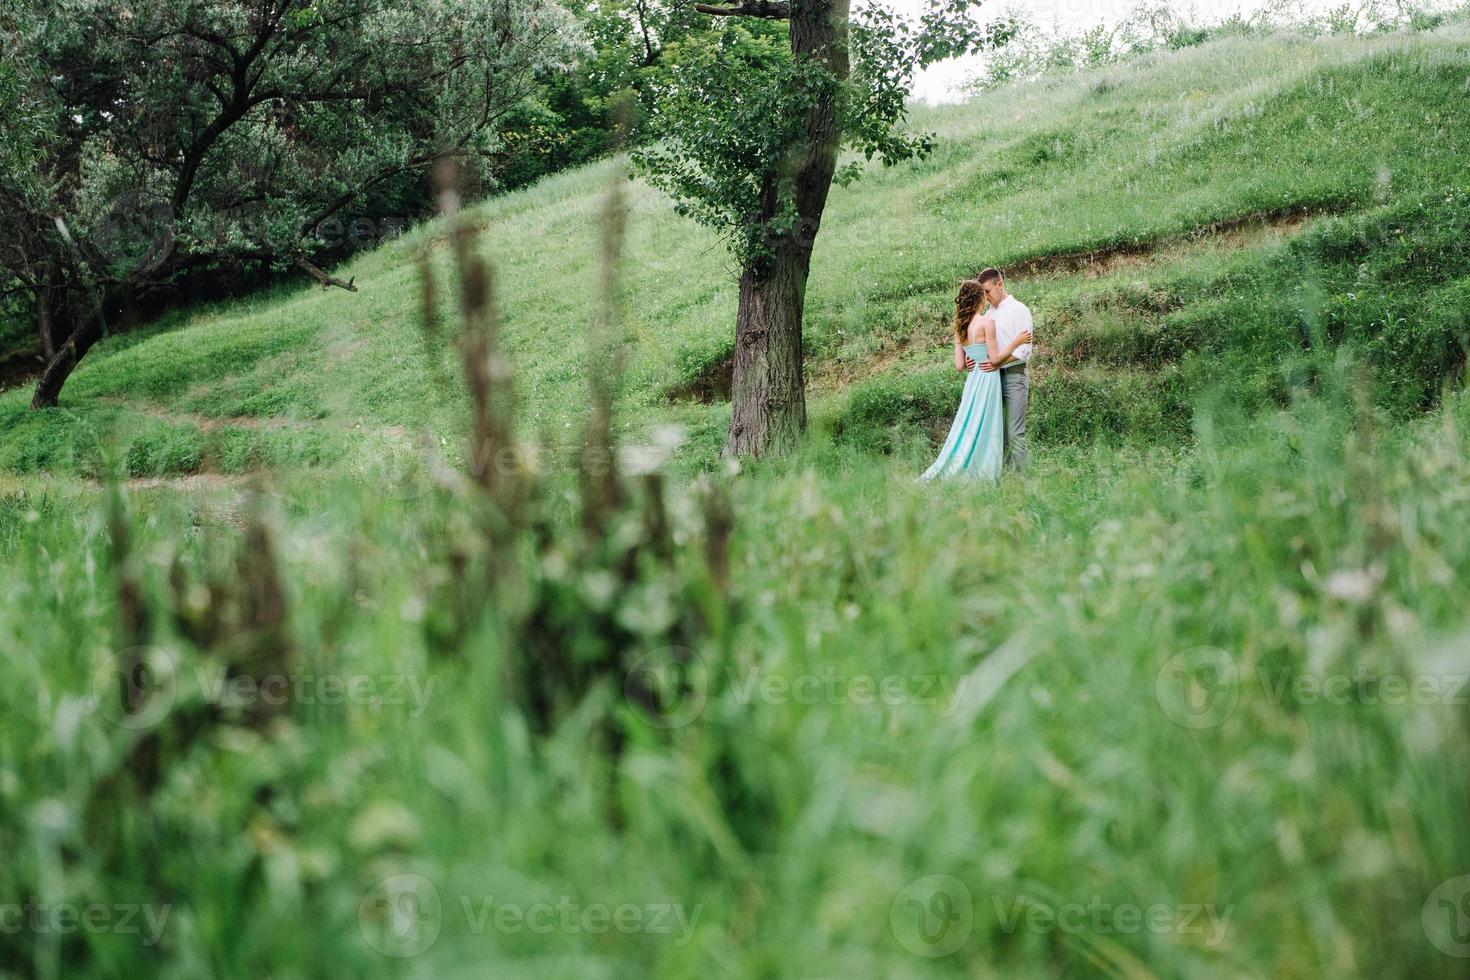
2,358,1469,976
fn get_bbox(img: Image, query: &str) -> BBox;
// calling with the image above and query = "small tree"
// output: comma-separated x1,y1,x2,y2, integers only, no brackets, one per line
632,0,1013,457
0,0,578,408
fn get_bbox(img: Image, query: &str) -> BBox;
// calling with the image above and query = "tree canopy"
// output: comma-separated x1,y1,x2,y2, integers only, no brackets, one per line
0,0,578,405
630,0,1015,265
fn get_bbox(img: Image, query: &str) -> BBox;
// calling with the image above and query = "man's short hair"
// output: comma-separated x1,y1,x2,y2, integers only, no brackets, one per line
976,267,1002,285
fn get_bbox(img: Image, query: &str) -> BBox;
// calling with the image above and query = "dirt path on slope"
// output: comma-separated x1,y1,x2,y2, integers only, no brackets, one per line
806,207,1319,396
99,397,412,440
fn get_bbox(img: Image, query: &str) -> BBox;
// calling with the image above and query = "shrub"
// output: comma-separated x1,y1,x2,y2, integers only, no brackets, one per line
831,364,964,452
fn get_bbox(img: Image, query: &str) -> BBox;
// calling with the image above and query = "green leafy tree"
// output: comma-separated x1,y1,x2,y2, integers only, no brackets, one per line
0,0,577,408
491,0,710,190
631,0,1014,457
0,43,53,360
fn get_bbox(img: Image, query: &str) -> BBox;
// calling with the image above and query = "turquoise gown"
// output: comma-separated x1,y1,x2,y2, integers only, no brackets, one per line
919,342,1004,482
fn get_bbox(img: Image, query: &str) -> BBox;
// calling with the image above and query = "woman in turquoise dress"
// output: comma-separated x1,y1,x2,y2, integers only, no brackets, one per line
920,278,1032,482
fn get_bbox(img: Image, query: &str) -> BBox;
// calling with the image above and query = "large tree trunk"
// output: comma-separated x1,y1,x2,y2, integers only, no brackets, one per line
723,0,850,458
31,280,140,408
36,280,55,362
726,247,810,457
31,308,103,409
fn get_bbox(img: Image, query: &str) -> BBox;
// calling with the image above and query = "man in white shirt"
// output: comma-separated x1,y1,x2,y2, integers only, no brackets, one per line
976,267,1031,470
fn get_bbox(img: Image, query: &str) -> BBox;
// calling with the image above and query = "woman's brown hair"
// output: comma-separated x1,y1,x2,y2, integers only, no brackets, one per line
953,278,985,343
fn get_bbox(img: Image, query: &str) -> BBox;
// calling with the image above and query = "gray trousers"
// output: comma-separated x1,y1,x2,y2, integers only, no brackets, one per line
1001,365,1028,470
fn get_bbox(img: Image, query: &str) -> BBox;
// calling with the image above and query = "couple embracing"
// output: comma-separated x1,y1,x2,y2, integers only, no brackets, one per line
919,267,1032,482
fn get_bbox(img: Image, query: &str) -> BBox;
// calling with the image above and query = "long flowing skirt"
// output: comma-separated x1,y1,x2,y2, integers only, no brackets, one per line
919,343,1004,482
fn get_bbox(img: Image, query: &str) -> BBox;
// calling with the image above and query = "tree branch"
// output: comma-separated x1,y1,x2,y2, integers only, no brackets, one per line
694,0,790,17
294,256,358,292
298,147,470,236
0,282,40,300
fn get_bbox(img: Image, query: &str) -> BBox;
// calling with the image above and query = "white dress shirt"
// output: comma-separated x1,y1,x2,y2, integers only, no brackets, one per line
990,295,1033,365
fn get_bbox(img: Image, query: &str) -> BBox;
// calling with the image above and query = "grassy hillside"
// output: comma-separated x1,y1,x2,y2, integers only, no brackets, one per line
3,18,1470,980
2,21,1469,477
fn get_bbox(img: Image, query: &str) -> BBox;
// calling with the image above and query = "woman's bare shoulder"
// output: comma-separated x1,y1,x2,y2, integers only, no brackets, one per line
968,311,994,342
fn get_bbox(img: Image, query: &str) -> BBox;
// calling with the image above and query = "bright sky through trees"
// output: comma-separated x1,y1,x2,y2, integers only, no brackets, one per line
906,0,1404,100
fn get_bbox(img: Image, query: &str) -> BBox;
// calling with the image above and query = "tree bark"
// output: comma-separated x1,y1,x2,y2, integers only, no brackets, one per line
723,0,850,458
726,247,809,457
31,306,103,410
35,280,55,362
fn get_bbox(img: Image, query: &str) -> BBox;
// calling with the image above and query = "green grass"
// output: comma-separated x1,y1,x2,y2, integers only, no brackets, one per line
3,375,1470,977
3,17,1470,979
